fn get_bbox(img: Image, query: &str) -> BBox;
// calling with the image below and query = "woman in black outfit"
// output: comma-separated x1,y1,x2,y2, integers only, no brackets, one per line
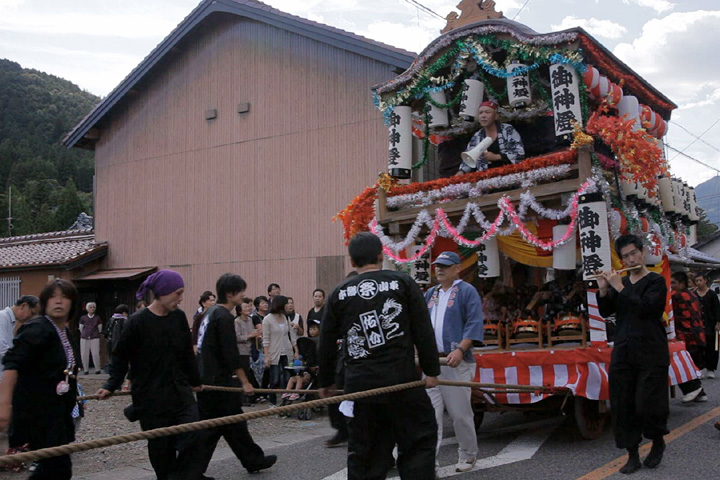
0,279,80,479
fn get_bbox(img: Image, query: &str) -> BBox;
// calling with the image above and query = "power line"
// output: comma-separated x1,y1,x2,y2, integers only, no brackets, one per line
669,120,720,155
512,0,532,20
401,0,445,20
666,144,720,174
669,115,720,161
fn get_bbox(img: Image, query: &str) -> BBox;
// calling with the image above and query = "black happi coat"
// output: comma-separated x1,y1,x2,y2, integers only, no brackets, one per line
3,317,79,449
104,308,200,416
318,270,440,398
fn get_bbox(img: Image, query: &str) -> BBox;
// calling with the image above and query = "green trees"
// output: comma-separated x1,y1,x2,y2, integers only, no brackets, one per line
0,59,98,236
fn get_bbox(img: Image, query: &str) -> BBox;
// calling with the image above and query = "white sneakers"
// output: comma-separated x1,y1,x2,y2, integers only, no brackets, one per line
455,458,477,473
682,387,703,403
709,370,716,379
700,368,707,379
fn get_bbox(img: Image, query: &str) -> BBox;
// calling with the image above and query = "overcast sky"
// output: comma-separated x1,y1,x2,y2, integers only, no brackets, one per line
1,0,719,191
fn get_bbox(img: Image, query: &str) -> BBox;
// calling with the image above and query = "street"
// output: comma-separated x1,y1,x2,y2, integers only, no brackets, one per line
192,376,718,480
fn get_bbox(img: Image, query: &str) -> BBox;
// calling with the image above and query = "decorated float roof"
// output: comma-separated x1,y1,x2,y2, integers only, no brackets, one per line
372,19,677,119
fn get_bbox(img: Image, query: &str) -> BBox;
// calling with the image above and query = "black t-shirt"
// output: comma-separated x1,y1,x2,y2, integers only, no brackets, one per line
251,312,264,327
197,305,243,387
318,270,440,397
104,308,200,415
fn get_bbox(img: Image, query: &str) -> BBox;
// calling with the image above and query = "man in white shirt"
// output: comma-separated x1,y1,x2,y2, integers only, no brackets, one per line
0,296,40,375
424,252,484,473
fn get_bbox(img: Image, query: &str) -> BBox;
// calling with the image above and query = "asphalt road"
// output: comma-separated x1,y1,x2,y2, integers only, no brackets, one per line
199,377,720,480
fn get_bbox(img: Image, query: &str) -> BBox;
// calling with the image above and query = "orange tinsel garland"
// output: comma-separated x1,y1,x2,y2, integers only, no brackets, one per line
585,103,665,190
388,150,578,197
333,150,578,244
333,183,378,245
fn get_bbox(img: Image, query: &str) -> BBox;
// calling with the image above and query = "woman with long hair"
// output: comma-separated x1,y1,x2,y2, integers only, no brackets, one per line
262,295,298,405
0,279,80,479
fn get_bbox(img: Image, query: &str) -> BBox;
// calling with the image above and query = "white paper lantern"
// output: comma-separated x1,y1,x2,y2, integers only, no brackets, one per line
409,246,431,285
688,224,698,246
553,224,577,270
617,95,640,129
387,106,413,179
672,178,686,216
620,172,638,201
688,186,700,223
427,90,449,128
506,62,531,108
578,193,612,280
459,79,485,120
658,176,676,214
549,64,583,136
645,224,663,266
477,236,500,278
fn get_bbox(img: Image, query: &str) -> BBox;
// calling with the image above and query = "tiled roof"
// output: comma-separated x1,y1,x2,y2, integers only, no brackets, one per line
0,229,108,270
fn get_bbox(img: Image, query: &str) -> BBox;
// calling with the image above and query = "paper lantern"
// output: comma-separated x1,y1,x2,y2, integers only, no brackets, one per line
640,105,655,131
611,208,628,234
658,176,676,214
409,245,431,285
620,172,638,201
617,95,640,129
591,76,609,99
553,224,577,270
688,225,698,246
582,65,600,91
578,192,612,280
688,186,700,224
607,82,623,106
549,64,583,136
387,106,413,179
645,226,663,266
672,178,686,216
427,90,449,128
477,236,500,278
459,79,485,120
654,118,667,138
506,62,531,108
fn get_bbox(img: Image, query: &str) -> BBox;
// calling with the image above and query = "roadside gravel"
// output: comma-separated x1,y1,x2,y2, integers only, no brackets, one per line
0,376,330,478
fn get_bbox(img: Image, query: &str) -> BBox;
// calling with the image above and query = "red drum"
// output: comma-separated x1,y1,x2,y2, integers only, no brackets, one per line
553,313,583,336
513,318,540,339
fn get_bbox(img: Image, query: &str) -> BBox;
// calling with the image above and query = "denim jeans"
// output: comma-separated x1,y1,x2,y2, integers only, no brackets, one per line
269,355,289,404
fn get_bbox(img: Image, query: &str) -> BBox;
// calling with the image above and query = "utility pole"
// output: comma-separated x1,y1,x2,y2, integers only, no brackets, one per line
6,186,12,237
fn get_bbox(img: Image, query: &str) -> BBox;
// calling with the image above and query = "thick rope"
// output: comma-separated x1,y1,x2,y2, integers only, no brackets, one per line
0,380,425,466
78,381,556,401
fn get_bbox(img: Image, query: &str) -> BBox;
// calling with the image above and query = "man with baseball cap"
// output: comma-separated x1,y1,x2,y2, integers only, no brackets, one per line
424,251,484,473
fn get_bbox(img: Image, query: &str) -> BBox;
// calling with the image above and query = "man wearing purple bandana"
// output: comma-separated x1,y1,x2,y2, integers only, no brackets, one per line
97,270,204,480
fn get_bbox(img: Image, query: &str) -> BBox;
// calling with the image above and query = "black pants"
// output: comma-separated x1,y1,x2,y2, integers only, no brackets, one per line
706,330,719,372
29,455,71,480
347,389,437,480
196,390,266,473
609,365,669,449
138,404,201,480
328,403,348,438
238,355,259,403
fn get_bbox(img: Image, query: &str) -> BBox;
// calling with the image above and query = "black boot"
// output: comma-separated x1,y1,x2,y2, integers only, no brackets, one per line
643,438,666,468
620,446,641,474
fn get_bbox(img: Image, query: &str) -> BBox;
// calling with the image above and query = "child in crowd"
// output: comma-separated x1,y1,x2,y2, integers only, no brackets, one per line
281,321,320,401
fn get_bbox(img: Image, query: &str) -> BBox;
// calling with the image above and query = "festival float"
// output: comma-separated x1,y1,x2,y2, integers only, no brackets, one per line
335,1,702,438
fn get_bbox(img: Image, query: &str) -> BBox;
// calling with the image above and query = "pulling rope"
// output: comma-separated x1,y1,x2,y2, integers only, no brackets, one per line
1,378,568,466
0,380,424,467
78,381,564,401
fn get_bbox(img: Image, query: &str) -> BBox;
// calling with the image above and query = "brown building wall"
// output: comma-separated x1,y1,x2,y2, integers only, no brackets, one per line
93,16,395,313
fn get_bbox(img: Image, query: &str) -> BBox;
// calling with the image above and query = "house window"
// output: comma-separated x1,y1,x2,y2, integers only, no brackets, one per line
0,277,21,309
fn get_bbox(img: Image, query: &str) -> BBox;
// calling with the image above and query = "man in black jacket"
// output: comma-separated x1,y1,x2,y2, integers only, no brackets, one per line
597,235,669,474
97,270,202,480
194,273,276,475
318,232,440,480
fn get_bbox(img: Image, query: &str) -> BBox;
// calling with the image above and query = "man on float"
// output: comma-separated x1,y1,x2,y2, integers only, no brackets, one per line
456,100,525,174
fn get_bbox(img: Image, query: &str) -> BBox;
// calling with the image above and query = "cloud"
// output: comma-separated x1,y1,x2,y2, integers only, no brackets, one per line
551,16,628,39
613,10,720,184
622,0,675,14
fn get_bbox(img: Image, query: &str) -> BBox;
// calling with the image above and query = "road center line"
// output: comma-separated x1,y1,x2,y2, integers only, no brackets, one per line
576,405,720,480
